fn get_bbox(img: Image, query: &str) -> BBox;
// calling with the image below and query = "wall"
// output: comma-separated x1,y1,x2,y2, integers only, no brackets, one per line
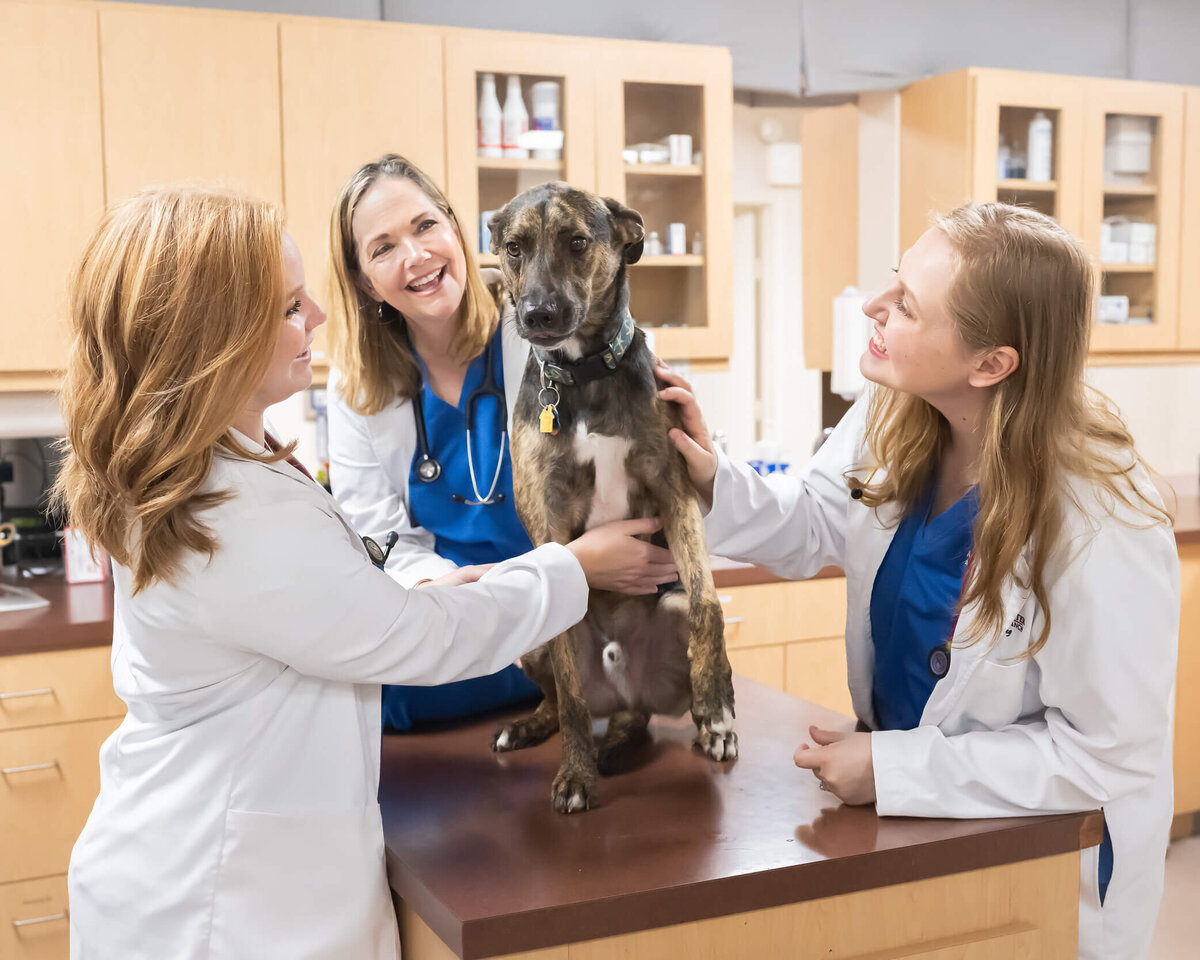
1086,366,1200,477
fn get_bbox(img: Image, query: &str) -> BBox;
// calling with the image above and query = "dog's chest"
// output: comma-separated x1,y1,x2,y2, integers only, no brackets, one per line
571,418,633,529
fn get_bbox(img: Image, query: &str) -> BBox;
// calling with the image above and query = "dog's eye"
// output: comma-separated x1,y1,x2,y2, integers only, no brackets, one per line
569,237,589,254
505,241,521,259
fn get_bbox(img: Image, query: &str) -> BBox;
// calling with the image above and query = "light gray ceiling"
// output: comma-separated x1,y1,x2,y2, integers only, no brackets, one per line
119,1,1200,95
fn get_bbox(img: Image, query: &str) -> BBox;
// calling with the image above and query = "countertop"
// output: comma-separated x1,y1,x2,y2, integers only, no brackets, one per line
4,473,1195,657
379,678,1103,960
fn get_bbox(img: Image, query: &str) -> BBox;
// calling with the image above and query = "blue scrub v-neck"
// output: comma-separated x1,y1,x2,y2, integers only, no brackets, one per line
381,329,538,732
869,482,979,732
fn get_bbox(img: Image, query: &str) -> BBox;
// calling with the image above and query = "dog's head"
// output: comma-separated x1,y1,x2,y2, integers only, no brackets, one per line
488,182,644,351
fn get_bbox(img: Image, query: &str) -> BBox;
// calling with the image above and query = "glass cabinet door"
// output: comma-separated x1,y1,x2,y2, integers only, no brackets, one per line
444,31,597,267
1082,79,1185,353
971,70,1086,237
1178,88,1200,353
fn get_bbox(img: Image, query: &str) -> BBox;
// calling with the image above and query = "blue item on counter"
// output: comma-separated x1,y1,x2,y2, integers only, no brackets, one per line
382,328,540,731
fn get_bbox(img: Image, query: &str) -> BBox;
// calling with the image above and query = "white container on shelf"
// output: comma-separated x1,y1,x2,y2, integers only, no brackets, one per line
645,231,664,256
501,75,529,159
667,222,687,255
529,81,561,160
477,73,502,158
1104,114,1152,178
1097,295,1130,324
479,210,498,254
1027,112,1053,182
667,134,693,166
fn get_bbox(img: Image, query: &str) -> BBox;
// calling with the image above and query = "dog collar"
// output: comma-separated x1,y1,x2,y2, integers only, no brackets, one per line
538,312,637,387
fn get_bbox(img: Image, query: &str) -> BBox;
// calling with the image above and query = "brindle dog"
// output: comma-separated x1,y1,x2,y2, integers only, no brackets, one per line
487,182,736,813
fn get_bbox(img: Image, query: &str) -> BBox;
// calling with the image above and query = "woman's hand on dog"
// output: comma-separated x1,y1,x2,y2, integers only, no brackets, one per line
654,361,717,505
566,518,678,595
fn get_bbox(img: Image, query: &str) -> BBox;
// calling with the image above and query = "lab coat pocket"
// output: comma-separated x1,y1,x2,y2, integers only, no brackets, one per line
961,659,1029,731
210,805,396,960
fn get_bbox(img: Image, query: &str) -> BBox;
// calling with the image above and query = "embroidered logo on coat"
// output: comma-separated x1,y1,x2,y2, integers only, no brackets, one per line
1004,613,1026,638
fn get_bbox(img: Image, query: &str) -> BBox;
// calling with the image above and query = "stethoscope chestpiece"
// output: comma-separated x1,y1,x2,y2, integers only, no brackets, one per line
416,455,441,483
928,644,951,679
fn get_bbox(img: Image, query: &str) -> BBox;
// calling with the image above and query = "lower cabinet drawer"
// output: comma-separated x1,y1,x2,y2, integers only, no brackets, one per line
0,717,120,885
1,875,69,960
718,578,847,651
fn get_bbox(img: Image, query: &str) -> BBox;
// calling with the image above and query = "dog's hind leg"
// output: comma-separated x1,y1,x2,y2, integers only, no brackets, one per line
597,708,651,776
492,644,559,752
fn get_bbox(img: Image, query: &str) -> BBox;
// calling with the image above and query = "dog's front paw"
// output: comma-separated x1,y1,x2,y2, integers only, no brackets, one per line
693,706,738,762
551,768,596,813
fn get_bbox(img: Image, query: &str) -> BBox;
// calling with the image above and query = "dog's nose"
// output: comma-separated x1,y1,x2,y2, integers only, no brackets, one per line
518,298,561,331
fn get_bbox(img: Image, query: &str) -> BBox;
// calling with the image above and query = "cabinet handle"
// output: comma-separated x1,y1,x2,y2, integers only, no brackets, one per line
0,687,54,701
12,910,68,928
1,760,60,776
723,617,745,625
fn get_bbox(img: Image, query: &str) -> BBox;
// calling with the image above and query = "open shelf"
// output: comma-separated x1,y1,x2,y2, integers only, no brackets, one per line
636,254,703,266
998,178,1057,191
1103,182,1158,196
624,163,703,177
1101,262,1155,273
477,157,564,173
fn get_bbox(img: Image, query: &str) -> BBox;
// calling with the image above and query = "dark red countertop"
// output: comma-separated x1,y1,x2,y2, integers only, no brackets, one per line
378,678,1103,960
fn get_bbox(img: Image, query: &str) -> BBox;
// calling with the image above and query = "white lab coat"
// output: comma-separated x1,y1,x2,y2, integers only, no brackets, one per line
704,396,1179,960
68,431,588,960
327,321,531,586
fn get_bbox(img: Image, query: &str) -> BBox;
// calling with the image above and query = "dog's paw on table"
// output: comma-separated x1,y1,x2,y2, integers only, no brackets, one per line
693,707,739,762
551,768,597,814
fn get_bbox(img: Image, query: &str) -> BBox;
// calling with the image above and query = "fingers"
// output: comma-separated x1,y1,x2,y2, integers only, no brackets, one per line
605,516,664,537
644,562,678,580
793,744,822,769
653,359,693,392
641,544,675,564
669,427,710,460
809,725,846,746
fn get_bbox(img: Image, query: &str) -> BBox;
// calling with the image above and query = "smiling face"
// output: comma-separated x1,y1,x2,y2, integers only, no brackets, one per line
249,233,325,410
859,227,984,410
489,183,644,351
351,176,467,330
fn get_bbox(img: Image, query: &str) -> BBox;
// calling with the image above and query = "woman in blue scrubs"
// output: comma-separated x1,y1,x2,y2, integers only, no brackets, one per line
658,203,1178,960
325,154,676,731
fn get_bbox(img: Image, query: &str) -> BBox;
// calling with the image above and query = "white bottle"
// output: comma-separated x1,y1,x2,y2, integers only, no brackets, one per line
501,75,529,159
530,81,561,160
1027,112,1053,182
645,231,664,256
996,134,1011,181
477,73,502,159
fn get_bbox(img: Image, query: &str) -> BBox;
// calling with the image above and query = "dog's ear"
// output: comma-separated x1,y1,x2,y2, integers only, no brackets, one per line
602,197,645,265
487,204,510,256
478,267,506,312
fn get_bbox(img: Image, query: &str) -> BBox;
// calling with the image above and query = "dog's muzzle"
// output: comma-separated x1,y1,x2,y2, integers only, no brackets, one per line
518,296,574,341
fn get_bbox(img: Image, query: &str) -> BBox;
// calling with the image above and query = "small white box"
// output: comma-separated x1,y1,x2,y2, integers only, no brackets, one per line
63,527,110,583
1100,240,1129,263
1097,295,1130,324
1105,115,1153,175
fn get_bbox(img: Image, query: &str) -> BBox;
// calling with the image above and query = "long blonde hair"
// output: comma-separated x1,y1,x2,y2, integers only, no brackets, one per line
853,203,1169,655
328,154,497,415
53,186,294,595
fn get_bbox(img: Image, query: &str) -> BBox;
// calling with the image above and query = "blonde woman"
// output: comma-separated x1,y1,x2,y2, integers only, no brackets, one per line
327,154,676,731
658,203,1178,960
57,186,667,959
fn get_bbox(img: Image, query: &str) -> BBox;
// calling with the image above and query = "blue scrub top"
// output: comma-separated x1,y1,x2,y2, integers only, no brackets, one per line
869,482,978,732
382,329,540,731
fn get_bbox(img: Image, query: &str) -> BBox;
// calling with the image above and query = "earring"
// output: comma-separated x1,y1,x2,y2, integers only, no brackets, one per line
377,302,383,320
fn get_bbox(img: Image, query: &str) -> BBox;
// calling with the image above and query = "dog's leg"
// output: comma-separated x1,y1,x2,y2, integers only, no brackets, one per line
661,485,738,762
597,708,651,776
547,628,598,812
492,644,559,752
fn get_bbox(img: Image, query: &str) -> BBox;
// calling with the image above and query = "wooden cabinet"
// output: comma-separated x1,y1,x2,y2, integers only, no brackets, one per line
594,41,733,361
1178,89,1200,352
279,18,445,376
901,68,1190,358
97,4,283,207
1175,544,1200,816
719,577,853,717
0,0,104,391
1,876,69,960
0,645,123,959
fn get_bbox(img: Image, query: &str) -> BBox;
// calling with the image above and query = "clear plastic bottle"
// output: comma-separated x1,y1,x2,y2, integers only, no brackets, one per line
477,73,502,159
501,75,529,159
645,231,664,256
691,231,703,256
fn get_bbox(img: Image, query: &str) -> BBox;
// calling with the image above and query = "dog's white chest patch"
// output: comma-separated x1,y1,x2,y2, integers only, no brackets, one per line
573,421,632,529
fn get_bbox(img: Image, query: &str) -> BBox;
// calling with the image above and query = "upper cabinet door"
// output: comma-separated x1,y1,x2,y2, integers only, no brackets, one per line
443,29,597,269
1178,89,1200,352
0,1,104,383
279,19,445,372
98,5,282,206
1082,78,1185,353
593,42,733,360
971,69,1087,238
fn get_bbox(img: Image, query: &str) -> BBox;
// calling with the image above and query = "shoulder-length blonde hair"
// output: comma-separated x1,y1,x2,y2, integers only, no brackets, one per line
328,154,497,416
53,186,295,595
853,202,1169,656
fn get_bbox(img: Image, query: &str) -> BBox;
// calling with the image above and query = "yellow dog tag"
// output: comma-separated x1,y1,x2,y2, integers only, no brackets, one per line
539,404,558,435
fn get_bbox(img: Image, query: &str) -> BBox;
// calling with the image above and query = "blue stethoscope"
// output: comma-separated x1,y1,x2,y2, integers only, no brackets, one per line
411,336,507,505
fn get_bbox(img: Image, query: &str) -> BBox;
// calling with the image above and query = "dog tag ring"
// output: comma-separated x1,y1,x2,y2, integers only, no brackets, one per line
537,385,561,436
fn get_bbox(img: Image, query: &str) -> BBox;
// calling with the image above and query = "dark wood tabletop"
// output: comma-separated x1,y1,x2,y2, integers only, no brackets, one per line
379,679,1103,960
0,574,114,656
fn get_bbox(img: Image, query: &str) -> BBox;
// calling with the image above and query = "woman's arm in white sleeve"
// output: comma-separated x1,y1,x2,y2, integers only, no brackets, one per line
871,504,1179,818
326,377,456,587
206,497,587,685
703,394,870,580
